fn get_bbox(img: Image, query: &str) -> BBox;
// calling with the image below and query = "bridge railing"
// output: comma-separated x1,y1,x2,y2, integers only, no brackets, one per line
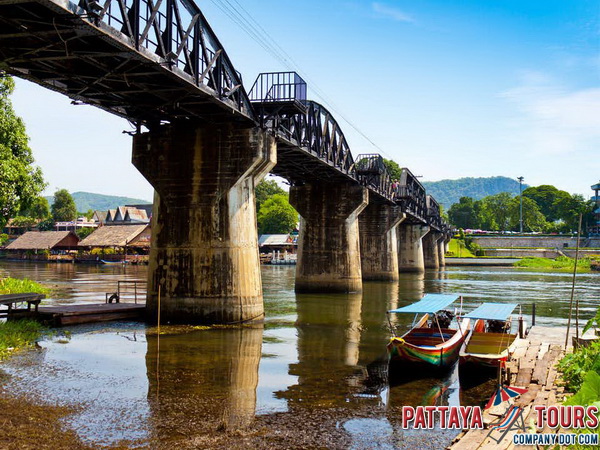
80,0,252,117
396,168,427,221
354,154,393,199
426,195,443,230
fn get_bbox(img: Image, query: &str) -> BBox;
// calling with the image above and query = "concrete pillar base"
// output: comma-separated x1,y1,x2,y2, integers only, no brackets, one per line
133,122,276,324
424,231,443,269
290,182,368,293
359,204,405,281
397,224,430,273
438,237,451,267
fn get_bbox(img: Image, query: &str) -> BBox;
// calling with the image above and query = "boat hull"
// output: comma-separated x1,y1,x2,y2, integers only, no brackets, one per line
387,319,470,369
459,325,518,369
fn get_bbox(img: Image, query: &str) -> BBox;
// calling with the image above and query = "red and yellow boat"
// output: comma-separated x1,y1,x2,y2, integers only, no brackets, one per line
387,294,470,369
459,303,522,368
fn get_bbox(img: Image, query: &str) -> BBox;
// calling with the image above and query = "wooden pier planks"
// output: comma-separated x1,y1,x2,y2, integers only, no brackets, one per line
449,327,566,450
37,303,145,326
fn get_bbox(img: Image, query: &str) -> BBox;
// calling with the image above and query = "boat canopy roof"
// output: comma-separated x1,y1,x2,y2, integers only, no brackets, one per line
388,294,460,314
464,303,518,321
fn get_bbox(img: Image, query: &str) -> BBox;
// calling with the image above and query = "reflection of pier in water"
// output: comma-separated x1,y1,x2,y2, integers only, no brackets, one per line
276,293,363,407
145,325,263,439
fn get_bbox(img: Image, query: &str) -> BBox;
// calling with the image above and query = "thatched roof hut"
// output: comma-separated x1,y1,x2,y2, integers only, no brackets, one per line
5,231,79,250
78,224,150,248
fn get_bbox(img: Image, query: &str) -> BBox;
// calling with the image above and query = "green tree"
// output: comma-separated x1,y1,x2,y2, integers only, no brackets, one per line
479,192,513,231
37,217,55,231
554,194,595,232
255,179,286,212
82,209,94,220
51,189,77,222
257,194,298,234
20,196,50,219
508,196,548,232
383,158,403,181
448,196,481,229
10,215,38,229
75,227,94,240
0,74,46,228
522,185,570,223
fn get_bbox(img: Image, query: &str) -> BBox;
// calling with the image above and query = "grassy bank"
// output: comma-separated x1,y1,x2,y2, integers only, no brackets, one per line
446,239,476,258
0,277,50,295
0,277,50,360
513,256,593,272
0,319,45,360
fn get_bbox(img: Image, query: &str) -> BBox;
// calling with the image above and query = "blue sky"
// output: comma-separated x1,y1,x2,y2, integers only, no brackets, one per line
11,0,600,201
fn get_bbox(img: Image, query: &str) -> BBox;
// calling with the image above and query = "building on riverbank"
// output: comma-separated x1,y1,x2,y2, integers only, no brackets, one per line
3,231,80,260
77,224,151,262
258,234,298,264
1,218,42,237
93,206,151,226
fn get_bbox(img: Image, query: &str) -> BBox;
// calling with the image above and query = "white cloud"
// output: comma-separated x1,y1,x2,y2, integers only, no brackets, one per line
372,2,414,23
501,72,600,155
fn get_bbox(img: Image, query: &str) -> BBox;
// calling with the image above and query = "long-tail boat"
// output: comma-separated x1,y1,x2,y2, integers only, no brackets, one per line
387,294,470,369
459,303,522,368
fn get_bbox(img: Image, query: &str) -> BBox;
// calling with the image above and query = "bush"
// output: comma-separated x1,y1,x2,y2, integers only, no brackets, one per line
0,277,50,295
90,247,116,255
557,340,600,393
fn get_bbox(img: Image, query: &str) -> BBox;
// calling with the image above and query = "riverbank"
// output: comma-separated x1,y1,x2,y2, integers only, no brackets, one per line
446,257,520,266
514,256,595,272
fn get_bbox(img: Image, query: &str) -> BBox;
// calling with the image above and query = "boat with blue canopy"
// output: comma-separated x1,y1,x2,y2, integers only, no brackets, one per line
386,293,470,369
459,302,524,368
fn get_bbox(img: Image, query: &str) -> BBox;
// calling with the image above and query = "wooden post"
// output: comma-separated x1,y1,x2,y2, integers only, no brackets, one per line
565,214,583,349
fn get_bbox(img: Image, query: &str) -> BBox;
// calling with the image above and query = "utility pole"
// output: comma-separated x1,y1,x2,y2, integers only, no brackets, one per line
518,176,524,233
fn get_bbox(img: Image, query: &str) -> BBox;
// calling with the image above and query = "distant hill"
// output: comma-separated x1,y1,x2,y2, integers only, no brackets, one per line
45,191,151,212
422,176,528,209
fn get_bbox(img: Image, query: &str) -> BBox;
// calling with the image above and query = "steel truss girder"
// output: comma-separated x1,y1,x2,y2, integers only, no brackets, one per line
0,0,255,124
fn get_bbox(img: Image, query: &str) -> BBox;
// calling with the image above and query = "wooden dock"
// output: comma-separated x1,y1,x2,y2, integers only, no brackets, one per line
37,303,145,326
449,326,570,450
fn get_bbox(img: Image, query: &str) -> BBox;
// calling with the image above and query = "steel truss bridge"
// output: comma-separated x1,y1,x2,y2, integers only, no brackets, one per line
0,0,448,233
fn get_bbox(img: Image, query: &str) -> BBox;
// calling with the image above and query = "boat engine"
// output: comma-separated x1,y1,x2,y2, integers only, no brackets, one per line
431,310,455,329
487,319,509,333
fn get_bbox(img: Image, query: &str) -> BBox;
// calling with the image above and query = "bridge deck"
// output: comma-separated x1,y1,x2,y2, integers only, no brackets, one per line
0,0,254,124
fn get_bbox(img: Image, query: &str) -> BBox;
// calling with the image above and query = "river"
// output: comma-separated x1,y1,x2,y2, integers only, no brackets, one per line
0,261,598,448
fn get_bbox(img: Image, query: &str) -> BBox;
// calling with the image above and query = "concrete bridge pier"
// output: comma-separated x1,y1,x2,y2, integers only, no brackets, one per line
133,122,276,324
397,224,430,273
423,231,444,269
290,182,368,293
358,204,405,281
438,237,451,267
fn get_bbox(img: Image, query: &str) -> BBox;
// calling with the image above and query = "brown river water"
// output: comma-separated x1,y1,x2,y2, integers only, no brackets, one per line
0,261,598,448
